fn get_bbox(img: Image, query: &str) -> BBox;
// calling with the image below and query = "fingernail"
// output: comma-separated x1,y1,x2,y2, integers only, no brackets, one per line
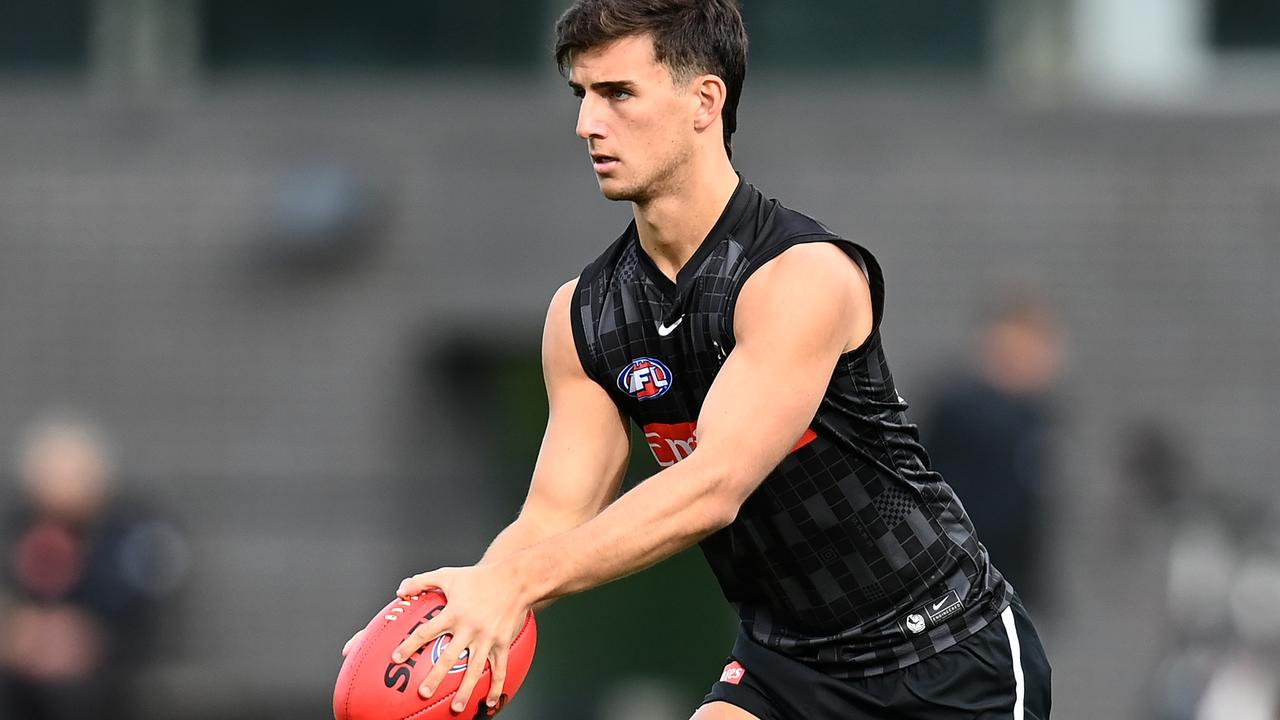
420,685,433,698
487,699,497,707
452,702,464,712
391,652,402,663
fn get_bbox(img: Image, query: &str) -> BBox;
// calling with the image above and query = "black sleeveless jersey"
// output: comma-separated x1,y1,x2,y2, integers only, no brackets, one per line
570,177,1011,678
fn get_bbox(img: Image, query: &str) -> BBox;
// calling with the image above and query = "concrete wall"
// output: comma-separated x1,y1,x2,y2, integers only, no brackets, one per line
1,78,1276,718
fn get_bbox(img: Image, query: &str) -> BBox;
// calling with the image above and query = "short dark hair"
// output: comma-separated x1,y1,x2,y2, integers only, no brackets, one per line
554,0,749,159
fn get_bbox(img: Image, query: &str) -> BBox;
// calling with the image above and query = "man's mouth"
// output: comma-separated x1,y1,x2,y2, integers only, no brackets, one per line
591,153,620,173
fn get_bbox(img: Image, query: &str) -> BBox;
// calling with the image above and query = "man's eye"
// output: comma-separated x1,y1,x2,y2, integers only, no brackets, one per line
611,90,631,100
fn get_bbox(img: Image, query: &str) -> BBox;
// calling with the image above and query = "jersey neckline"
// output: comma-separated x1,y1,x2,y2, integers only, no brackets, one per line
631,174,754,303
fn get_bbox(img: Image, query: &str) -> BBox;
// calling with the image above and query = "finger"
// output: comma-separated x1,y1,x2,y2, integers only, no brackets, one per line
419,632,470,700
451,638,492,714
398,570,445,599
341,629,365,657
391,612,450,664
485,644,509,709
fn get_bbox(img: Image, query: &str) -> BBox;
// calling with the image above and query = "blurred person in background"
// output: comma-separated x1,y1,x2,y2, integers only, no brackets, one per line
1137,428,1280,720
921,291,1064,617
0,414,185,720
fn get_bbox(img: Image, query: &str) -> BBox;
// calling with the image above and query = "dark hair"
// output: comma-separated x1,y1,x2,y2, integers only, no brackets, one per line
554,0,748,159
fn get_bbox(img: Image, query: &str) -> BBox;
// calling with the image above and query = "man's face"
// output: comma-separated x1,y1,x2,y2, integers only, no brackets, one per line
568,35,698,203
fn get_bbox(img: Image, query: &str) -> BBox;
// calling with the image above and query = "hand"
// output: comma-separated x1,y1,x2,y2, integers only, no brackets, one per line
391,562,531,714
341,628,366,657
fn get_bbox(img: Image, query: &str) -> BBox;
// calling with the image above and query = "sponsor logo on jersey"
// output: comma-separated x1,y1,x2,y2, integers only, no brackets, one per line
656,316,684,337
924,589,963,625
430,634,470,674
617,357,673,400
904,614,927,634
719,660,746,685
644,421,698,467
897,589,964,636
643,421,819,468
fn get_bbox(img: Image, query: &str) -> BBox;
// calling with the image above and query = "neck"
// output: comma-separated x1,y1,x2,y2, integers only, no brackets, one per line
632,152,739,282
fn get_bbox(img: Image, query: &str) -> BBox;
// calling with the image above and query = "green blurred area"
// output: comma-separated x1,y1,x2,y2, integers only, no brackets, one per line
0,0,993,73
0,1,88,69
203,0,549,71
747,0,989,71
11,0,1280,76
1213,0,1280,48
202,0,990,73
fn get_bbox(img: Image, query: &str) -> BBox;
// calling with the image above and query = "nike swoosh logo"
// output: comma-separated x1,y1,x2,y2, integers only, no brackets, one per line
656,317,684,337
931,598,951,611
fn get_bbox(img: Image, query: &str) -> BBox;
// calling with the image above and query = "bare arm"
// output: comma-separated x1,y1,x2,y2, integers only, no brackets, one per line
479,279,632,577
344,280,628,653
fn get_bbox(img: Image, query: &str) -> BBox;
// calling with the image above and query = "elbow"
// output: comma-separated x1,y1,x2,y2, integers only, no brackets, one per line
712,500,741,531
700,495,740,533
700,466,751,532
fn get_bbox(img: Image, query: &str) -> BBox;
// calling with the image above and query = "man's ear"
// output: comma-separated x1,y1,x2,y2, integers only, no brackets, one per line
692,74,727,133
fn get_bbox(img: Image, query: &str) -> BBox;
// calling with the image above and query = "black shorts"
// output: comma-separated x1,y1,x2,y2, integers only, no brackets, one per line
703,594,1051,720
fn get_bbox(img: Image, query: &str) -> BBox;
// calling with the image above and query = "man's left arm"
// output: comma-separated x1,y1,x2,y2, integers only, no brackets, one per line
394,242,871,713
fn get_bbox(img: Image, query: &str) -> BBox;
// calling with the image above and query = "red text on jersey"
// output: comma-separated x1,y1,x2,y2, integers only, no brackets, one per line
719,660,746,685
643,421,818,468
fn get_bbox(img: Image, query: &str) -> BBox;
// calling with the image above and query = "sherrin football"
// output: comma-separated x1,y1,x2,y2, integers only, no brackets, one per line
334,591,536,720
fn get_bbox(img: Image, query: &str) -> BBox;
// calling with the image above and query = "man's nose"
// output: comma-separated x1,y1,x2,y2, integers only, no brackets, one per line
576,97,603,140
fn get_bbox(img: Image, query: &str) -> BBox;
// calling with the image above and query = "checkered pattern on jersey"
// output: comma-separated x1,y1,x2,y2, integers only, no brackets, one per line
572,180,1010,678
704,330,1012,676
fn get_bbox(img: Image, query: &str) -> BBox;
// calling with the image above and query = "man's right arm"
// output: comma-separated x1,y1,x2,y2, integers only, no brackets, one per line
343,280,628,655
478,278,631,569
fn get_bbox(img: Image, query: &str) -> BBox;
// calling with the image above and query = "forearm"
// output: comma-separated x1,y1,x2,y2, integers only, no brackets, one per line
479,517,553,565
480,513,580,611
509,454,737,605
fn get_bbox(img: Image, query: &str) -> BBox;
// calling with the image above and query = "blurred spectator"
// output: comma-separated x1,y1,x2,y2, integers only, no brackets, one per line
921,291,1064,616
0,414,186,720
1148,452,1280,720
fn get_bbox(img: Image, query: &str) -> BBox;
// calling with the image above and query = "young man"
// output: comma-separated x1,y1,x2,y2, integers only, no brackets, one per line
366,1,1052,717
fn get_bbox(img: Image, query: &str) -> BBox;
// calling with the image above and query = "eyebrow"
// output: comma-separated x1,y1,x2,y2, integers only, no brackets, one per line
568,80,639,95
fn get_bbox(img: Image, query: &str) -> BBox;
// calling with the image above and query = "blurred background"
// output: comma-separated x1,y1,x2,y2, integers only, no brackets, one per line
0,0,1278,718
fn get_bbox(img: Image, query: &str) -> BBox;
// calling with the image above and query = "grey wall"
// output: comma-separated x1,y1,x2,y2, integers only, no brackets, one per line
1,78,1276,719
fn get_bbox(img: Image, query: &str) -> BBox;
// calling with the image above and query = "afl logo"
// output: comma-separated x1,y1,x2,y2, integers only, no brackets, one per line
430,634,469,675
617,357,673,400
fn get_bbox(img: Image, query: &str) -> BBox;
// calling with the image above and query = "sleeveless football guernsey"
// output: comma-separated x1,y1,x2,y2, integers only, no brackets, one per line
570,177,1011,677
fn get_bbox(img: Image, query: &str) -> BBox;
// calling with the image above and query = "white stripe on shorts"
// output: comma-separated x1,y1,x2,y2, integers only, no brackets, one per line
1001,606,1025,720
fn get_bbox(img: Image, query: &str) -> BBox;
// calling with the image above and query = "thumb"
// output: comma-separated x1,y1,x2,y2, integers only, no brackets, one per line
342,629,365,657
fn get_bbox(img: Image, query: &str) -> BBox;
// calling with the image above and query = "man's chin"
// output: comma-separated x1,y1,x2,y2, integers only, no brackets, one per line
597,178,640,202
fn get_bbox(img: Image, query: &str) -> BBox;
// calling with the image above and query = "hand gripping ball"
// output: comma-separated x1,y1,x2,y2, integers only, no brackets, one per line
334,591,536,720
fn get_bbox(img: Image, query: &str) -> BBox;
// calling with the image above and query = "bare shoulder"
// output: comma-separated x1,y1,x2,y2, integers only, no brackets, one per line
542,278,585,378
549,277,579,310
737,241,872,353
543,278,580,333
754,241,867,292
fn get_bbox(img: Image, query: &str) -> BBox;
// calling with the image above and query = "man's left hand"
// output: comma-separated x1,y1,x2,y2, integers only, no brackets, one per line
391,561,532,714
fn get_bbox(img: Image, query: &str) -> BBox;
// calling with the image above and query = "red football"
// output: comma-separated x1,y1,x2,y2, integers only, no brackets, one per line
334,591,536,720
